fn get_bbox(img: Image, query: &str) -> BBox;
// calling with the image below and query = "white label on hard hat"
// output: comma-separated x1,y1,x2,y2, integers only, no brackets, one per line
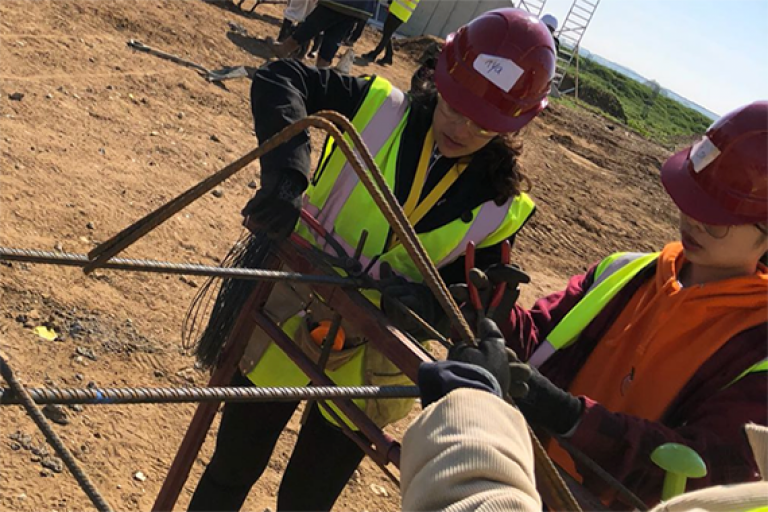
473,54,524,93
689,136,721,173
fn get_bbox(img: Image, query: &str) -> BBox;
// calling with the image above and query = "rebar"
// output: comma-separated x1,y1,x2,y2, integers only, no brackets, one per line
317,111,475,342
0,354,113,512
0,385,420,406
0,246,365,288
81,111,579,510
83,112,471,342
84,116,343,272
558,437,648,510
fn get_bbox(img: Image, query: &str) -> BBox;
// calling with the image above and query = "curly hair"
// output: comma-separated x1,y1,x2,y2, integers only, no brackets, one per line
409,65,530,206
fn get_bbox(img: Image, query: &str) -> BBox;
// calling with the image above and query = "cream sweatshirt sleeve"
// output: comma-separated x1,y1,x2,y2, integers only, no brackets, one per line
400,388,542,512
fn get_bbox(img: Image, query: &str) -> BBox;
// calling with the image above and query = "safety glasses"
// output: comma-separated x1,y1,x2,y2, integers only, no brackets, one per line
436,94,499,139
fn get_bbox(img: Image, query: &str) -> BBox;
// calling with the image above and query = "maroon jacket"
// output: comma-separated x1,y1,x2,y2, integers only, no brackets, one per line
501,261,768,508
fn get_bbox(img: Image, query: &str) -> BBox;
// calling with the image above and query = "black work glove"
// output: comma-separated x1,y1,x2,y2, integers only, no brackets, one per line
242,170,306,240
417,360,502,408
448,263,530,325
379,263,439,337
485,263,530,299
512,364,584,436
448,318,531,399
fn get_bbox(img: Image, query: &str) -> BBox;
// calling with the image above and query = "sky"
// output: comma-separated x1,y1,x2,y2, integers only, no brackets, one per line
540,0,768,116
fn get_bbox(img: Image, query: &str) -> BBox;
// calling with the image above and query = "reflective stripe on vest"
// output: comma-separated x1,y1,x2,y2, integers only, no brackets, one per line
726,357,768,388
529,252,768,389
389,0,420,23
298,75,535,282
528,252,659,368
252,76,534,428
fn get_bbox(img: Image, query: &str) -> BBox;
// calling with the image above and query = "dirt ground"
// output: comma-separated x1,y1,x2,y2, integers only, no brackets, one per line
0,1,679,511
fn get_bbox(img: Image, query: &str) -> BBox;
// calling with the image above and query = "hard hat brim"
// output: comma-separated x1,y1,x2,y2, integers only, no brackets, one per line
661,147,749,226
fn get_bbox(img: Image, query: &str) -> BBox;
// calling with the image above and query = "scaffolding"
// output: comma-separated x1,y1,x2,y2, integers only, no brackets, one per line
554,0,601,91
517,0,548,17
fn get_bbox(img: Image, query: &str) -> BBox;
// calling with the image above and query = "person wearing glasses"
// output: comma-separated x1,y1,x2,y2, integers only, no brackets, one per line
454,101,767,508
188,8,556,512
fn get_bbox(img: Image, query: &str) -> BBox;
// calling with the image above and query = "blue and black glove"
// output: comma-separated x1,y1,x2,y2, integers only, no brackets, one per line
454,319,583,435
418,319,526,407
417,361,503,408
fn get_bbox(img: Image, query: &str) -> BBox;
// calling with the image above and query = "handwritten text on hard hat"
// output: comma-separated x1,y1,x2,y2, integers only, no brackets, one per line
473,54,524,93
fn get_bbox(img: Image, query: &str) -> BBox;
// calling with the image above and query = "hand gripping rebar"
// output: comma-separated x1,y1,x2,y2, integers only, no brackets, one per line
82,111,581,511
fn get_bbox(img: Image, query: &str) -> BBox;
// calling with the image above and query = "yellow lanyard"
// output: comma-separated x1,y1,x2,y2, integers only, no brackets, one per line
390,128,468,249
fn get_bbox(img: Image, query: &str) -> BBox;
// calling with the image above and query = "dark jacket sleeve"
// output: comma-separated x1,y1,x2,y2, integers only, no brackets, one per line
572,372,766,507
250,59,372,186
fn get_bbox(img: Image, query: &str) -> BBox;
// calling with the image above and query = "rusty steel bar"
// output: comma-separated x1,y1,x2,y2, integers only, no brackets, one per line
252,310,402,466
0,385,420,406
0,246,367,288
83,112,470,343
316,111,474,341
84,117,331,273
152,254,280,512
0,353,114,512
277,243,435,380
86,110,582,510
558,437,647,510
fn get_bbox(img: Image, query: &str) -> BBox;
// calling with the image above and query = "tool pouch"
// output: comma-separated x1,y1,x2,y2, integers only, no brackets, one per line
361,346,417,427
240,280,365,375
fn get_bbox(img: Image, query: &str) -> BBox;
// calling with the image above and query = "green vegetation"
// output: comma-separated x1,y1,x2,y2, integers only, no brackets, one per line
553,56,712,147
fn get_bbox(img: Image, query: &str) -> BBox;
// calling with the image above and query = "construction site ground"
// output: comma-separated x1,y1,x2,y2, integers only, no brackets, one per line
0,1,679,510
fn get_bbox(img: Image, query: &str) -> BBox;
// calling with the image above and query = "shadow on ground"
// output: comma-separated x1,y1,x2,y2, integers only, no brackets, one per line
227,31,276,60
203,0,283,26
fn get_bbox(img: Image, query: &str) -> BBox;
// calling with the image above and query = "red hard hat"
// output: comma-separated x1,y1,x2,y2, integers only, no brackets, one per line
435,8,556,133
661,101,768,225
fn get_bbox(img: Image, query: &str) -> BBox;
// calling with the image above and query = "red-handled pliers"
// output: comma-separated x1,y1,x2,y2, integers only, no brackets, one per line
486,240,511,319
465,241,485,329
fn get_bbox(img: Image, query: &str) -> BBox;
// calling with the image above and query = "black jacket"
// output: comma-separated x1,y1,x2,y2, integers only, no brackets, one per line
319,0,376,20
250,59,532,284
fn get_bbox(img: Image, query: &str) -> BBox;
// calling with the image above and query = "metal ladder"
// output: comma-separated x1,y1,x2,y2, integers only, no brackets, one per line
554,0,601,91
516,0,548,17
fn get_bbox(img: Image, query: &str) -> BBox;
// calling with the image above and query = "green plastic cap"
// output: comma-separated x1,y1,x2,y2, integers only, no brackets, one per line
651,443,708,478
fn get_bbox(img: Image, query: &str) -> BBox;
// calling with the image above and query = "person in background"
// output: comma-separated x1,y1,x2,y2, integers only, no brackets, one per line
341,16,366,46
362,0,421,65
277,0,318,42
268,0,375,68
541,13,560,54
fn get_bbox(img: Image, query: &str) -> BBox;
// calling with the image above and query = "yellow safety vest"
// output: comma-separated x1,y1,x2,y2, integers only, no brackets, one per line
389,0,420,23
529,251,768,388
247,75,535,427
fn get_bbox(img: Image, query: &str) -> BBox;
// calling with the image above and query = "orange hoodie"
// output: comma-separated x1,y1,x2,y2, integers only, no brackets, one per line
567,242,768,421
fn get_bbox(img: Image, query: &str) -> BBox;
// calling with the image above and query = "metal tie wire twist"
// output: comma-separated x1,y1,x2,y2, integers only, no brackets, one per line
57,112,579,510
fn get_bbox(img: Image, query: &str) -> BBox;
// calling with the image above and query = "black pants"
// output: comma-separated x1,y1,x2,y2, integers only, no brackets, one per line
346,18,366,44
188,372,368,512
369,13,403,60
292,5,358,62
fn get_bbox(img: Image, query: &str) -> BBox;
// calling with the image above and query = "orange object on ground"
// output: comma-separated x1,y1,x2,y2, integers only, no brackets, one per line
310,320,346,351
